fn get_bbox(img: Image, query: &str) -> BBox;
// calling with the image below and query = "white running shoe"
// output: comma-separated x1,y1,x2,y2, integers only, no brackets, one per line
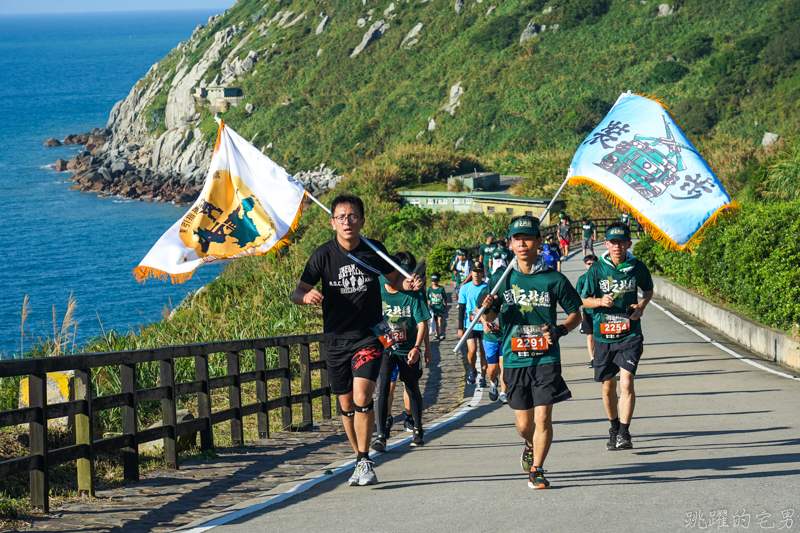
358,458,378,486
499,392,508,404
489,381,499,401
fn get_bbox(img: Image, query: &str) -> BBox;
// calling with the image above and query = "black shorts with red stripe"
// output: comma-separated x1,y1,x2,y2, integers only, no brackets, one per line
323,336,383,394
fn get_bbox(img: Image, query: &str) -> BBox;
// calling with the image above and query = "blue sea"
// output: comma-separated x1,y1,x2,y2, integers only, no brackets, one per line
0,10,229,357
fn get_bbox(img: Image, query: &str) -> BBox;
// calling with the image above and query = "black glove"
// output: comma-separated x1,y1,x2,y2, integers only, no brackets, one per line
545,323,569,345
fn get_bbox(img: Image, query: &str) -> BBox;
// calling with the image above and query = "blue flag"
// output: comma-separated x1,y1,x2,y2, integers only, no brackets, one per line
567,92,737,250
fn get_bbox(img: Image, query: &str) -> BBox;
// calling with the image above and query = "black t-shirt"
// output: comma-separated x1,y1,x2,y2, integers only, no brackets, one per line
300,238,395,339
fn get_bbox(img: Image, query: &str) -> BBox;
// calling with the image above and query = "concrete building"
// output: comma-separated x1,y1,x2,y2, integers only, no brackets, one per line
447,172,500,191
397,190,565,225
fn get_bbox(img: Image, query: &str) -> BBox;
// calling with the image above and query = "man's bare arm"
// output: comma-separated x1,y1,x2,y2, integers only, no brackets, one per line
291,281,323,305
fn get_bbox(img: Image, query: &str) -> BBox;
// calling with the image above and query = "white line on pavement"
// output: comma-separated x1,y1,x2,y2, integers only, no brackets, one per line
181,376,486,532
649,300,798,381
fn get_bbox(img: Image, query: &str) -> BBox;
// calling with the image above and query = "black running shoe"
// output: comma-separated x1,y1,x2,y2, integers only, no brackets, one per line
410,427,424,447
404,415,414,432
616,431,633,450
386,414,394,433
588,359,594,368
520,443,534,473
528,468,550,490
371,435,387,452
607,429,618,451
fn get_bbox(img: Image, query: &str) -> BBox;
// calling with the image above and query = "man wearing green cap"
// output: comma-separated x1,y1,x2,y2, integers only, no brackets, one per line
479,233,498,274
427,273,447,340
480,215,582,490
451,249,470,298
580,222,654,451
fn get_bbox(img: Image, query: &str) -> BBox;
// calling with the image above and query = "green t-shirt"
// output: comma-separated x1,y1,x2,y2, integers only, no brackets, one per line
482,264,582,368
621,213,630,224
480,243,498,266
427,286,447,312
582,222,596,239
576,273,593,315
381,286,432,356
580,253,654,343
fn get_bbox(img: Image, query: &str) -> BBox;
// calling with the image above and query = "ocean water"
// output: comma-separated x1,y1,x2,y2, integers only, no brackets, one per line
0,10,228,357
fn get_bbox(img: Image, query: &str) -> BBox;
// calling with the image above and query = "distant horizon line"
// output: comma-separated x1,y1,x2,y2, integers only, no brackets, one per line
0,7,231,16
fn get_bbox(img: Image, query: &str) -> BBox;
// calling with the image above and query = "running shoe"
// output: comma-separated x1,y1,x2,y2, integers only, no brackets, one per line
357,458,378,486
607,429,618,451
520,442,534,473
386,414,394,433
528,468,550,490
499,392,508,404
410,427,425,447
467,371,477,385
404,415,414,432
371,435,387,452
479,377,487,388
489,381,499,402
433,333,440,341
588,359,594,368
616,431,633,450
348,462,361,486
440,335,446,341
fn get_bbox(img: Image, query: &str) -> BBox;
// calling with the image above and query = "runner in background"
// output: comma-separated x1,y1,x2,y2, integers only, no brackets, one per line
557,215,572,260
480,306,504,402
451,249,470,299
541,243,561,273
479,233,499,274
458,262,488,387
490,249,507,275
546,234,562,258
427,273,447,341
576,254,599,368
581,217,597,256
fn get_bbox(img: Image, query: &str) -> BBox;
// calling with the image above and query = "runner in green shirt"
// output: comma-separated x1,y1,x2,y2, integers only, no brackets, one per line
580,217,597,256
426,273,448,341
479,216,582,490
373,269,432,451
479,233,499,274
580,222,654,451
575,254,599,368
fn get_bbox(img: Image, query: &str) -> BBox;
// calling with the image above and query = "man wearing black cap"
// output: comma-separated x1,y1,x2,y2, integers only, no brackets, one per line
479,233,498,274
580,222,654,451
480,215,582,490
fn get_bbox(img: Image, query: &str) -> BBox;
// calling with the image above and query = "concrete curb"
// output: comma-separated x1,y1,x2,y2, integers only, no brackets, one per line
652,275,800,372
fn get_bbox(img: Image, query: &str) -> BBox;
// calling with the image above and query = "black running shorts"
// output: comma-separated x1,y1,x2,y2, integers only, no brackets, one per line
593,335,644,382
503,363,571,411
464,330,483,342
323,336,383,394
579,311,594,335
380,350,423,383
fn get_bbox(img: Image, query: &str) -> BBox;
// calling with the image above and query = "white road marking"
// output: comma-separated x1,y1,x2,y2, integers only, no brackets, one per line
181,375,486,532
649,300,798,380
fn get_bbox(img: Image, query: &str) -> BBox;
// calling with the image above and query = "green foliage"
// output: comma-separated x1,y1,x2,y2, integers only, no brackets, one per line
650,61,689,84
744,136,800,202
676,33,713,61
555,0,611,29
671,98,717,136
469,15,520,51
428,243,457,279
634,201,800,332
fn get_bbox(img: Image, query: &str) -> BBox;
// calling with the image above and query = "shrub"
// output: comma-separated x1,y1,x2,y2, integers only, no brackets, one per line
469,15,519,51
649,61,689,84
428,243,457,279
670,98,718,136
676,33,713,61
556,0,611,29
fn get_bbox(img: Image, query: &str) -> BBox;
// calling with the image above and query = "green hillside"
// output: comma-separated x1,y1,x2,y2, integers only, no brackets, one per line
168,0,800,201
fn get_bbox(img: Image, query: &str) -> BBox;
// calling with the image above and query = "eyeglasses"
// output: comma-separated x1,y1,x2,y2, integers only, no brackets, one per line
332,214,361,224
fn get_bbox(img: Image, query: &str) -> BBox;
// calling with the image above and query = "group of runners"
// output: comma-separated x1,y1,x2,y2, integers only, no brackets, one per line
292,194,653,490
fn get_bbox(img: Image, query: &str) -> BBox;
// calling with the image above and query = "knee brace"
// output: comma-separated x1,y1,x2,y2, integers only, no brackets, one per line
354,400,374,413
340,409,355,418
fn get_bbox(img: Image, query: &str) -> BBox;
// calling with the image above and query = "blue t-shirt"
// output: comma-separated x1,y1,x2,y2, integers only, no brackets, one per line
540,245,560,270
458,281,488,331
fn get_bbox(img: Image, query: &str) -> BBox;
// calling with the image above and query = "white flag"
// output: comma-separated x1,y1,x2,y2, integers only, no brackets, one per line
134,121,307,283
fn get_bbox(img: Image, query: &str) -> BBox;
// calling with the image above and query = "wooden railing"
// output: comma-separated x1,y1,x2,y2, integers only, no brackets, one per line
0,334,329,513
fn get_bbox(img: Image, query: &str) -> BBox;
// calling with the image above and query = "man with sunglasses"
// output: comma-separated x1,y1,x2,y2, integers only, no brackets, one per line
292,194,422,486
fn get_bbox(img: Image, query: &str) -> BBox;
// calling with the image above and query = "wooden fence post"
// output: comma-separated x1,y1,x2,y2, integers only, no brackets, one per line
318,341,332,419
28,373,49,513
278,345,292,430
254,348,269,439
160,358,179,469
74,368,95,497
227,351,243,445
299,343,312,427
195,354,214,450
120,363,139,482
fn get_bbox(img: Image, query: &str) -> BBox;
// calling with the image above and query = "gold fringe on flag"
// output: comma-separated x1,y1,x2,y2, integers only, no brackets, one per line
566,176,739,252
132,191,308,284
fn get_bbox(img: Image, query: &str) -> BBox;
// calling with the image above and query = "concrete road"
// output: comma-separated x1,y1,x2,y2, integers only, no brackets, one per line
184,250,800,533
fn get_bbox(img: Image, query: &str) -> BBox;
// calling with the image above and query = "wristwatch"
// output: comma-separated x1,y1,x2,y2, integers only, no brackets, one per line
413,345,422,352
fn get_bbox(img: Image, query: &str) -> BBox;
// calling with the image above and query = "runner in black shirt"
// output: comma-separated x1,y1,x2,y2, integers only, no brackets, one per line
292,194,422,486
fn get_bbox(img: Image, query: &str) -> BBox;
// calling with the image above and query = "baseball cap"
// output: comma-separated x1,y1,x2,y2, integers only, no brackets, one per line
456,249,465,255
542,243,551,252
430,274,440,282
606,225,631,241
506,218,540,239
492,250,501,258
486,232,495,238
470,261,484,272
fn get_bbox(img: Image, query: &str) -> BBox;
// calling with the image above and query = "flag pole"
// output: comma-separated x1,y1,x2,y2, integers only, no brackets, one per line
452,176,570,354
306,192,412,280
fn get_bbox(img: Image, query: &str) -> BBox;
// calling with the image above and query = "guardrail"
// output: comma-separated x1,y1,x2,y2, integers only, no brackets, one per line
0,334,329,513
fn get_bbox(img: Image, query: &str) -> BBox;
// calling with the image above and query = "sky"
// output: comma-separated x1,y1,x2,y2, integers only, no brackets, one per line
0,1,237,15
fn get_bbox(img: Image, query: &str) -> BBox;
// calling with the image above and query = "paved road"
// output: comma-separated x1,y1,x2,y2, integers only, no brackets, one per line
180,251,800,533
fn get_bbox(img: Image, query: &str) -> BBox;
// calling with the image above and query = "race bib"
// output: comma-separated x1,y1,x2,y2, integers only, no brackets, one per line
599,314,631,340
484,320,500,334
389,321,408,343
371,320,399,352
510,325,549,358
